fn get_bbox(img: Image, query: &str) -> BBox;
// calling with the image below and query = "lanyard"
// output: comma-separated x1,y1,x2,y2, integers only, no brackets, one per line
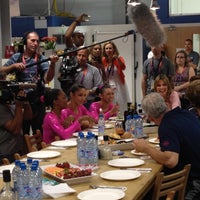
22,54,40,81
150,56,163,79
107,64,114,78
22,54,38,65
80,68,87,84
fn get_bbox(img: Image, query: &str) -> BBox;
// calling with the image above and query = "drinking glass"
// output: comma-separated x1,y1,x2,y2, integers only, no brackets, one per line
115,120,124,135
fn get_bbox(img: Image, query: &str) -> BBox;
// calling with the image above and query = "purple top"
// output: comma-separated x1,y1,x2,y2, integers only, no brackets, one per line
89,101,116,122
43,112,81,144
61,105,93,123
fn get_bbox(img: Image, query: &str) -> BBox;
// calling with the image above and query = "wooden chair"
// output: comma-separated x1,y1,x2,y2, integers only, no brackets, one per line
152,164,191,200
14,153,22,160
55,135,61,141
2,158,10,165
24,129,46,152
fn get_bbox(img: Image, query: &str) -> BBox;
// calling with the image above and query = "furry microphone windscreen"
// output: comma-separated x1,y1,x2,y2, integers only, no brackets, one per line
127,3,166,47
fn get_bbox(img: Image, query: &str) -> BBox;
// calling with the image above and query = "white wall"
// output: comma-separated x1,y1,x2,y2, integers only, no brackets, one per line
19,0,126,25
0,0,12,65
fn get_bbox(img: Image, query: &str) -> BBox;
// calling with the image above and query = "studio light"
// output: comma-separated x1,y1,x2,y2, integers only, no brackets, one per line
127,0,141,7
150,0,160,10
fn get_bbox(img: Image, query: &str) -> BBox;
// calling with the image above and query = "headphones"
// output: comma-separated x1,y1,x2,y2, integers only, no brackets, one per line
22,31,31,45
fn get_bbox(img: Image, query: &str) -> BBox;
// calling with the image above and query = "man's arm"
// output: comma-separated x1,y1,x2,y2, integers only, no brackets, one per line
4,101,24,134
44,55,59,83
141,74,147,98
65,13,87,47
188,52,200,71
3,90,33,134
133,139,179,168
0,62,25,74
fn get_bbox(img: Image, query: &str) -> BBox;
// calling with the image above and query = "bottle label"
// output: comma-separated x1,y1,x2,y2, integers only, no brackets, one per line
98,125,105,135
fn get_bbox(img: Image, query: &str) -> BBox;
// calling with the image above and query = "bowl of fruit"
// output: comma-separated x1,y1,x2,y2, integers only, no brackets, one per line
43,161,96,185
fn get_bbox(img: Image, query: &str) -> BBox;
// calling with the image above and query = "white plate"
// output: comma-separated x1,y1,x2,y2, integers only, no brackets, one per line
109,117,124,121
131,149,147,156
149,138,160,144
0,164,15,174
100,170,141,181
108,158,144,168
51,139,77,147
27,150,61,159
77,188,125,200
143,122,155,127
92,124,114,129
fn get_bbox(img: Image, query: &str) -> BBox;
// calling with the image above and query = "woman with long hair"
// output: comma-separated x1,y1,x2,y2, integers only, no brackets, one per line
154,74,181,110
102,41,130,113
60,84,94,129
173,50,195,109
88,44,107,83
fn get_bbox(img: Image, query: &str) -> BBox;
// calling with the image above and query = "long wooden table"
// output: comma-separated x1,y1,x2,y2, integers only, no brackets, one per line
1,125,161,200
43,125,160,200
39,146,162,200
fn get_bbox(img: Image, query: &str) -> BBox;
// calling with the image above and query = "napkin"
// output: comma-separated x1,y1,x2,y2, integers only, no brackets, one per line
43,182,76,199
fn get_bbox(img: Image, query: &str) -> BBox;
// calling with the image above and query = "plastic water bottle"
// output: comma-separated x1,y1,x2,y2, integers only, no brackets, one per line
17,163,29,200
77,132,86,167
125,115,131,133
100,135,112,160
85,134,98,167
90,133,98,167
137,103,144,119
26,158,32,176
134,115,143,138
98,108,105,136
130,115,135,136
12,160,21,198
29,164,42,200
32,160,43,186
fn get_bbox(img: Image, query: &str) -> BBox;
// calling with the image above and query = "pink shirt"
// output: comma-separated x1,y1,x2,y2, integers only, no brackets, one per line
167,90,181,110
89,101,116,122
43,112,81,144
61,105,93,123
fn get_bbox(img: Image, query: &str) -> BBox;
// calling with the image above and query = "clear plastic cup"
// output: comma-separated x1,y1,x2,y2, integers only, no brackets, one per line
83,14,91,22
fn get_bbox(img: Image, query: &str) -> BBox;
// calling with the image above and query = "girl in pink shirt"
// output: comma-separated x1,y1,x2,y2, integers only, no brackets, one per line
42,88,90,144
89,84,119,122
61,84,94,128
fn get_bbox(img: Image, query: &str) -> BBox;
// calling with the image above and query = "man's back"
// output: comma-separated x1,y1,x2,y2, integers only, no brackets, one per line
159,107,200,178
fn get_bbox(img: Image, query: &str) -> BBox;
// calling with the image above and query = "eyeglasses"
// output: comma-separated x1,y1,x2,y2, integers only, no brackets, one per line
176,56,185,59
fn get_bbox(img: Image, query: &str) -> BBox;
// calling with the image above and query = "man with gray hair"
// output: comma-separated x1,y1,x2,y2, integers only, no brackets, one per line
133,92,200,200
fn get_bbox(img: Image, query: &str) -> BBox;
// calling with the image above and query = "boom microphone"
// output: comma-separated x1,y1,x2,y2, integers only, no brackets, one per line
127,3,166,47
25,31,136,68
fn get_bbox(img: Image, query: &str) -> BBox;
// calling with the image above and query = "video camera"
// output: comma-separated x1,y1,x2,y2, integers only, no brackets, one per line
0,80,37,104
59,56,81,82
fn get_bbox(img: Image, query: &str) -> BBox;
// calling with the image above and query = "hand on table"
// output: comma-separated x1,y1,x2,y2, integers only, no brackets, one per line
132,139,149,154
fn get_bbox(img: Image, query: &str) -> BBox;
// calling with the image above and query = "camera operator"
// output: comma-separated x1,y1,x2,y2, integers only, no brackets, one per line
75,48,103,108
58,14,86,97
0,89,33,164
0,31,59,134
